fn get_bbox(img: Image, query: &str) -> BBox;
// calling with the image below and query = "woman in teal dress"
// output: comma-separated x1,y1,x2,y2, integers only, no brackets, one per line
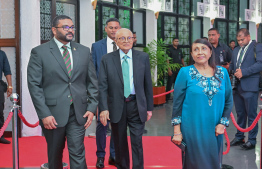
171,39,233,169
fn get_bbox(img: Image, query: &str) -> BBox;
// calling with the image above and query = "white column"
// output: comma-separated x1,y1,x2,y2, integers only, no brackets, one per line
249,22,257,40
203,17,212,37
20,0,42,136
146,10,157,84
79,0,95,48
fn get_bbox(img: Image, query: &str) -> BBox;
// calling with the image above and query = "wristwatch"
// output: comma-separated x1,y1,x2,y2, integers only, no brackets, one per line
8,86,13,89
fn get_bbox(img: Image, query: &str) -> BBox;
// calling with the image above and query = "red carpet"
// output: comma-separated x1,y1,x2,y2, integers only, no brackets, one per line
0,136,182,168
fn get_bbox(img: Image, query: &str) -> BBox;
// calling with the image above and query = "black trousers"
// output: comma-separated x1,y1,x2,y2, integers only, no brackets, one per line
166,72,178,99
111,100,145,169
42,105,87,169
0,83,5,135
234,85,259,145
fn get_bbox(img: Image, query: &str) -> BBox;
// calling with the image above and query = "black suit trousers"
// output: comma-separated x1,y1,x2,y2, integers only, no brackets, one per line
42,105,87,169
166,72,178,99
234,85,259,145
111,100,145,169
0,83,5,131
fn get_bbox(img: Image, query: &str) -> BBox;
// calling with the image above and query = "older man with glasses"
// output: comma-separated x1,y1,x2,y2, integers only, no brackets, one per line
98,28,153,169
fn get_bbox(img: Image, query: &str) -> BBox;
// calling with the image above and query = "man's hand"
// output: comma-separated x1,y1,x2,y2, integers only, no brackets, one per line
100,110,110,126
222,63,229,70
6,88,12,97
168,70,172,76
42,116,58,129
234,69,243,79
83,111,94,129
215,124,225,136
147,111,152,121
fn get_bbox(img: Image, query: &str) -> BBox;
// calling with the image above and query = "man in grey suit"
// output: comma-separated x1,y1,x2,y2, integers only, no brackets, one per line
228,28,262,150
99,28,153,169
27,15,98,169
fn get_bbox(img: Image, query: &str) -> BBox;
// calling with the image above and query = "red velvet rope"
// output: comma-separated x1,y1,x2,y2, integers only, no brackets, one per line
230,110,262,132
0,111,13,138
223,129,230,155
18,110,39,128
153,89,174,98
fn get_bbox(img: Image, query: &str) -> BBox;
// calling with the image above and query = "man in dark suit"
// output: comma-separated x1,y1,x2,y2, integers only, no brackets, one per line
91,18,121,168
0,50,12,144
27,15,98,169
228,28,262,150
99,28,153,169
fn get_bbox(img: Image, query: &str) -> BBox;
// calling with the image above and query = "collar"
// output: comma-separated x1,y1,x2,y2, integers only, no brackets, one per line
107,36,115,44
54,37,71,49
119,49,132,59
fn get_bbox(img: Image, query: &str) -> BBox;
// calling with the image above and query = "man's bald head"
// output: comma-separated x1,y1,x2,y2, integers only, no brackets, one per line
115,28,134,54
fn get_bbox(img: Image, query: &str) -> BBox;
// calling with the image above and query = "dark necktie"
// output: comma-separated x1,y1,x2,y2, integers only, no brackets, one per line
112,42,117,51
236,47,245,69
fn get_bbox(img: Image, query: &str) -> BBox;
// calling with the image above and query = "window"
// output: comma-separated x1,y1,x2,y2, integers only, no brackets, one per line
95,0,146,46
40,0,78,44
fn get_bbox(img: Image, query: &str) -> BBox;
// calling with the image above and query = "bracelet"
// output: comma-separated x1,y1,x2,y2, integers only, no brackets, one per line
8,86,13,89
174,133,182,136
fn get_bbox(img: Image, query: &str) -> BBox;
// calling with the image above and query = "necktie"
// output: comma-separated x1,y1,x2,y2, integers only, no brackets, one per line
62,45,73,104
236,47,244,69
112,42,117,51
62,45,72,77
122,55,130,98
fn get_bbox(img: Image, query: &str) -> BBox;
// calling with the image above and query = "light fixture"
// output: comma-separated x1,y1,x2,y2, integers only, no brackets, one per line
91,0,97,10
155,11,160,19
211,19,215,25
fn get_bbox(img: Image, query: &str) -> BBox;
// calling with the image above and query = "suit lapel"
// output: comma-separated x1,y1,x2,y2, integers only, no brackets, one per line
101,38,107,55
242,41,255,63
132,50,139,87
112,50,123,84
50,39,69,78
70,42,79,78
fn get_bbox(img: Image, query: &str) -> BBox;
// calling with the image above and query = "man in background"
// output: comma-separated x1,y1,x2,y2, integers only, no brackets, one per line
0,50,12,144
92,18,121,168
166,37,185,100
208,28,232,69
229,40,236,51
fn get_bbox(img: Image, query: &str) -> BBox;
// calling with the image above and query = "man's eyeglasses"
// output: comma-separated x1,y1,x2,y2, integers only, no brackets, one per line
55,25,75,31
117,37,133,42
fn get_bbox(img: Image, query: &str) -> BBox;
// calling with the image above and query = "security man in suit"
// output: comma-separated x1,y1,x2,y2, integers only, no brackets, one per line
228,28,262,150
27,15,98,169
91,18,121,168
0,50,12,144
99,28,153,169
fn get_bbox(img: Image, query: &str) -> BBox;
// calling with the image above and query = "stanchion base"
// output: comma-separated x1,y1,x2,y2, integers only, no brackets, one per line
222,164,234,169
41,162,68,169
88,133,96,138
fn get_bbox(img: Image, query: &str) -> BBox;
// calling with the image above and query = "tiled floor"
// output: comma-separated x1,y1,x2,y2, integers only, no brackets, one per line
85,92,262,169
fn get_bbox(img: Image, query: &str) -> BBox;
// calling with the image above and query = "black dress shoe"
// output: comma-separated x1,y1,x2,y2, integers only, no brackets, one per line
225,138,245,146
143,129,147,134
0,137,11,144
108,156,116,166
96,157,104,168
240,141,255,150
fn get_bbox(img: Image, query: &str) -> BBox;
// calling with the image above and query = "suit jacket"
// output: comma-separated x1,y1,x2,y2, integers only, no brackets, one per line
229,40,262,92
27,39,98,127
91,38,107,78
98,49,154,123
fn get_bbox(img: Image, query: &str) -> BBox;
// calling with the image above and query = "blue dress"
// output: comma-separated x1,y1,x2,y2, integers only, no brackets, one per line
171,65,233,169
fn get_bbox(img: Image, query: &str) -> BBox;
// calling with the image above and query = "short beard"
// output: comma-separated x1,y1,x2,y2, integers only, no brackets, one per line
56,30,74,42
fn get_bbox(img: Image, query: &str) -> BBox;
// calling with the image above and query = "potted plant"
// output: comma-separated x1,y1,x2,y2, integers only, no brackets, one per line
144,39,181,105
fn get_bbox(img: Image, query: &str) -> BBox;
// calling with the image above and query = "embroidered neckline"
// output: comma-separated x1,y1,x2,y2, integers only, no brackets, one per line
189,66,224,106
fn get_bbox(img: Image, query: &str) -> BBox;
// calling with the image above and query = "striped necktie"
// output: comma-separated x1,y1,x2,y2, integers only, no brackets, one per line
62,45,73,104
236,47,245,69
112,42,117,51
62,45,72,77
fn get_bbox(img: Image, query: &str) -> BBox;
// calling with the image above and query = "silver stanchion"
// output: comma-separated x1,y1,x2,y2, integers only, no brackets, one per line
10,93,20,169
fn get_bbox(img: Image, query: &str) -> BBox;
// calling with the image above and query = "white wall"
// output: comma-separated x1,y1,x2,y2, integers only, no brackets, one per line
20,0,42,136
79,0,95,49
